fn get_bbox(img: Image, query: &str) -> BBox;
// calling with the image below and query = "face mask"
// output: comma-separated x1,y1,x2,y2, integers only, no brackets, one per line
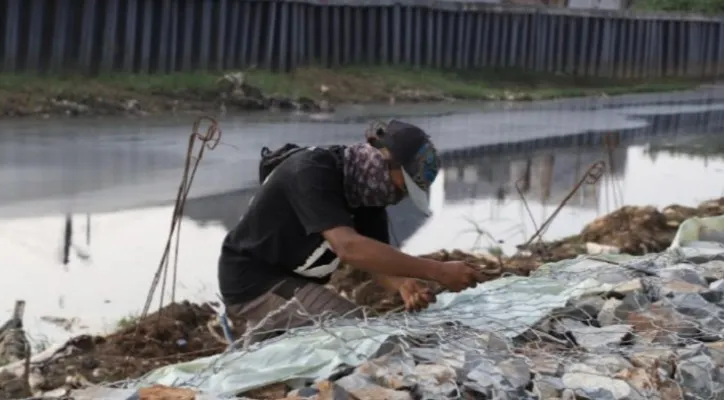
343,143,404,208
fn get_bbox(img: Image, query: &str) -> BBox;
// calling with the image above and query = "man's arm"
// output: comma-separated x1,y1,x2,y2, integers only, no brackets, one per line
322,226,442,281
353,208,413,289
372,273,408,292
285,156,444,282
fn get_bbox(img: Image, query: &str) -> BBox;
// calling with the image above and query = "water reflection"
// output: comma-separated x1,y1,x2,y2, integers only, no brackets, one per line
4,131,724,346
404,132,724,256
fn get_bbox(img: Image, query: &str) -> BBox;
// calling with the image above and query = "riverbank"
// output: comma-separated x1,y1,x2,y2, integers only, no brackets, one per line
0,67,700,119
2,196,724,399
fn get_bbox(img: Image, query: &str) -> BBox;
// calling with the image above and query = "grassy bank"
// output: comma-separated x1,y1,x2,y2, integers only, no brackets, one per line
0,66,703,117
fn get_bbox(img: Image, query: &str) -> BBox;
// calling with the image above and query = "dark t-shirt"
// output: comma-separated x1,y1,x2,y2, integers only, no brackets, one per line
218,146,389,305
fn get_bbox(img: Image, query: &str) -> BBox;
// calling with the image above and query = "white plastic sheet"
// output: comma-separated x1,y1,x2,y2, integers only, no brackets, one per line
670,214,724,249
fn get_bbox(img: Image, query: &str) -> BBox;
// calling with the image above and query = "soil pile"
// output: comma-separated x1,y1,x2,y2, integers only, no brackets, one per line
0,302,222,400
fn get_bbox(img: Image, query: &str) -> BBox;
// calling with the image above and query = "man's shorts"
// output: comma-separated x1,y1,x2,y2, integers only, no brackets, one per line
225,277,364,346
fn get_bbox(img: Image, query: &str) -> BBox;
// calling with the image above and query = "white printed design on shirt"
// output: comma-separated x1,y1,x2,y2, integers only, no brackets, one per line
293,241,340,278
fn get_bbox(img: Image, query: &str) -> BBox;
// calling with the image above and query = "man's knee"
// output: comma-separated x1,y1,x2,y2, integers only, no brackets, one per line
292,280,364,320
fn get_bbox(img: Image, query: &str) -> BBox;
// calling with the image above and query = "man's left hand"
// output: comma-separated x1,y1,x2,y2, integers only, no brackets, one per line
399,279,436,312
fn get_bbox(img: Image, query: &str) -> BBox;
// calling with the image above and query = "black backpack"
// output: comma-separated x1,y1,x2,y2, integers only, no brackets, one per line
258,143,307,184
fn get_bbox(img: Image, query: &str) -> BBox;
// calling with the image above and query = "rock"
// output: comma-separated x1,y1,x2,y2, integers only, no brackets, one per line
573,387,617,400
704,342,724,366
591,265,639,285
465,359,505,397
335,374,412,400
561,370,632,399
699,289,724,303
626,301,700,344
655,265,708,287
412,364,457,399
617,291,652,315
579,355,633,375
527,353,564,376
576,325,633,350
476,331,511,353
710,279,724,291
286,386,321,398
629,349,676,376
354,353,415,390
137,385,196,400
497,357,531,390
315,380,355,400
243,383,289,399
532,375,564,398
665,293,724,338
655,278,707,298
268,96,297,111
677,343,712,360
612,367,657,396
698,260,724,282
598,298,624,326
554,319,632,350
610,279,643,296
561,388,576,400
408,347,464,371
675,354,724,399
70,387,137,400
559,296,606,324
297,97,322,112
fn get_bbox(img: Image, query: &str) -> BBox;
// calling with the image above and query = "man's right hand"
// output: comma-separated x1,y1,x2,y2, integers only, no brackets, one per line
433,261,486,292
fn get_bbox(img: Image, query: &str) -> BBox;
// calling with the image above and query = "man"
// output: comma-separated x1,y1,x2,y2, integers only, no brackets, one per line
218,120,485,343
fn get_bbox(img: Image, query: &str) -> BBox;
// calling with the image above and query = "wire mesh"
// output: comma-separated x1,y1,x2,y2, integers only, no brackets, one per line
113,246,724,399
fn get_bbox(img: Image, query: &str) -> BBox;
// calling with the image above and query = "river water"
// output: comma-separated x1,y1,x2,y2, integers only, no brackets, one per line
3,88,724,347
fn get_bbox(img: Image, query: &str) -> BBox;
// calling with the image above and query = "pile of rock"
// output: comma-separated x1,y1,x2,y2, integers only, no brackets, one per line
255,252,724,399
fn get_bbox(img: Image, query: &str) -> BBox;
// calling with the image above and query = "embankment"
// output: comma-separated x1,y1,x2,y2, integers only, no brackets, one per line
0,67,699,119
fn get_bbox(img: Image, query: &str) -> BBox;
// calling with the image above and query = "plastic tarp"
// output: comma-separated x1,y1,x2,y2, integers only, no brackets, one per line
102,214,724,398
670,214,724,250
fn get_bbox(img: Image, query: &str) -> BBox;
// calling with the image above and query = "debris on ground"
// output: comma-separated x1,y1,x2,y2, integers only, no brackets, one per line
3,198,724,399
0,302,222,400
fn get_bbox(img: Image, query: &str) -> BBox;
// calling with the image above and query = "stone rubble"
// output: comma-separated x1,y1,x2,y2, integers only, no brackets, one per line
245,246,724,400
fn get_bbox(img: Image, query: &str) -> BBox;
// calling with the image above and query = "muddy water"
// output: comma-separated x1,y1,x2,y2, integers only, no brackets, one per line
3,92,724,347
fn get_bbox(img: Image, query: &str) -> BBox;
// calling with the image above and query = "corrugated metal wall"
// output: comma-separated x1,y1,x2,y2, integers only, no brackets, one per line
0,0,721,77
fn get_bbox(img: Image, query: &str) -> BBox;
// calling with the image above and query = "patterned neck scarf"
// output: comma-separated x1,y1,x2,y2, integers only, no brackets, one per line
343,143,403,208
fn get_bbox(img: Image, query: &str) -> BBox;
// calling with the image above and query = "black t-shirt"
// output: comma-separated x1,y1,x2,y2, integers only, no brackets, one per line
218,146,389,305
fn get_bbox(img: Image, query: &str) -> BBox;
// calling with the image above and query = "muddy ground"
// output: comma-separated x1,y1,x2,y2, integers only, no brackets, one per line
2,197,724,399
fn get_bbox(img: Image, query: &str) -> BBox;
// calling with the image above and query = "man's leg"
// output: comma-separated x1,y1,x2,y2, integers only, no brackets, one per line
226,277,364,346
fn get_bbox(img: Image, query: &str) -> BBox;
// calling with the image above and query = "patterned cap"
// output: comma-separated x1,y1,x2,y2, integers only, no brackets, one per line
375,120,440,215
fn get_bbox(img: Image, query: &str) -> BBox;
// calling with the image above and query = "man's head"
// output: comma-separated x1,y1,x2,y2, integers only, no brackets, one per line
364,120,440,215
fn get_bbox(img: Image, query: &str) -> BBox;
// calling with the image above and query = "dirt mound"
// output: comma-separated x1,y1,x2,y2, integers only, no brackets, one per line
103,302,217,360
6,301,224,398
579,205,673,254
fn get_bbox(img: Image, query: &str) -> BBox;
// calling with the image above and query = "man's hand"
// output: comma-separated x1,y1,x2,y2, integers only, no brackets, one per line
399,279,436,312
432,261,486,292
